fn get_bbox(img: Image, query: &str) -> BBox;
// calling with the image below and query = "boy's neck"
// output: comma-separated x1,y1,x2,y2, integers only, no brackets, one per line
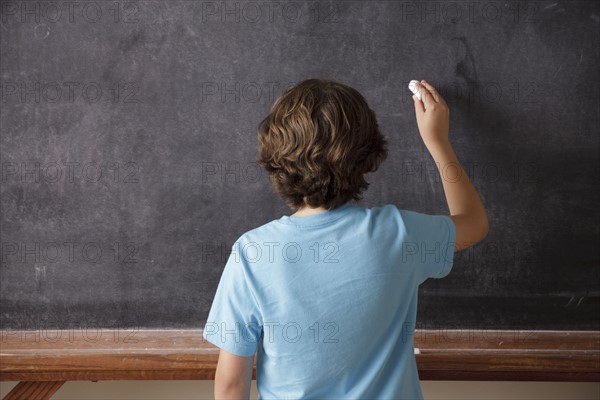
290,205,329,218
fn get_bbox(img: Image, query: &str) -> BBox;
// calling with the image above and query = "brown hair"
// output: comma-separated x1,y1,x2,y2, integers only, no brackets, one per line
257,79,388,211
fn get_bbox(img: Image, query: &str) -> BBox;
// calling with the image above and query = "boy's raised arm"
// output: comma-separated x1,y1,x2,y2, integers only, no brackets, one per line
412,80,489,251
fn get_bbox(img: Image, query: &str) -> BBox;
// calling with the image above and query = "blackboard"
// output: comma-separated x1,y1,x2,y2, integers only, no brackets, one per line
1,0,598,332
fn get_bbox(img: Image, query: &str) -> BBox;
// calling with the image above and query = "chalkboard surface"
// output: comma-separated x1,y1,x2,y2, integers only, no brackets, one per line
1,0,598,332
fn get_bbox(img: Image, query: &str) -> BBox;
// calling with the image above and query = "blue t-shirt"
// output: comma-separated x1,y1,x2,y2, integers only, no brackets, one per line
203,202,456,399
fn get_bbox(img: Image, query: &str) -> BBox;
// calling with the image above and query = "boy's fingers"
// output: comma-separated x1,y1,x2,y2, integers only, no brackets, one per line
417,83,435,109
413,95,425,114
420,80,441,103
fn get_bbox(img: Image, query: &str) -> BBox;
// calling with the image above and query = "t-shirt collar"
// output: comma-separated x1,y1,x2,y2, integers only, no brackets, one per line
278,202,354,227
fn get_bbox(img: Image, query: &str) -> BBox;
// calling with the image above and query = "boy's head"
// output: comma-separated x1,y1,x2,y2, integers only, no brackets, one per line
257,79,388,211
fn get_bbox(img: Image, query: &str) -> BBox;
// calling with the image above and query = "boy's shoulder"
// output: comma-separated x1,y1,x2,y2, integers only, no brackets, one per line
235,203,407,243
233,217,285,246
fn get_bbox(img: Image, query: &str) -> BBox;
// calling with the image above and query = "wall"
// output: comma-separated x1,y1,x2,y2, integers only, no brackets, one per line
1,380,599,399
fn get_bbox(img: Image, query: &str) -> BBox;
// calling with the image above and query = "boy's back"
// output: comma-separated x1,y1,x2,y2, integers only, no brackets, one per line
203,202,455,399
204,79,487,399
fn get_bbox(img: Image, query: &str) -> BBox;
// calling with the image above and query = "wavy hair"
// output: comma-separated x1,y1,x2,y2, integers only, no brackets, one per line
257,79,388,210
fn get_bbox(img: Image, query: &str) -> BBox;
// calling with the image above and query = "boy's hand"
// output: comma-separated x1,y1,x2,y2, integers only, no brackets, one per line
412,80,449,149
410,79,488,252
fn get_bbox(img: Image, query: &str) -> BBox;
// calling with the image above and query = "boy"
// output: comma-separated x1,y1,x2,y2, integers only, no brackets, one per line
203,79,488,399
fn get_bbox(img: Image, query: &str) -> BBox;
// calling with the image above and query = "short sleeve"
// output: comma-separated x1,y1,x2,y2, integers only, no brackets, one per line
399,210,456,285
202,242,263,357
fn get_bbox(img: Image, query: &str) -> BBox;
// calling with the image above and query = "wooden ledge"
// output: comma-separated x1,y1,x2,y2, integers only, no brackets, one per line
1,329,598,381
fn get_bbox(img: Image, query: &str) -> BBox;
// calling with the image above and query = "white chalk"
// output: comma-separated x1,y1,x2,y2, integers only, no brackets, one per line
414,347,421,355
408,80,422,101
